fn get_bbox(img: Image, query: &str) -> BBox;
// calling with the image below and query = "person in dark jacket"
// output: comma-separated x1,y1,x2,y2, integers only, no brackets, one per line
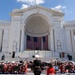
32,55,42,75
1,54,5,60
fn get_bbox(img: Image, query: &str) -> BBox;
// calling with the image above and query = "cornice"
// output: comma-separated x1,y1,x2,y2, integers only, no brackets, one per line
10,5,64,17
0,24,10,27
10,12,23,16
63,20,75,27
0,20,11,25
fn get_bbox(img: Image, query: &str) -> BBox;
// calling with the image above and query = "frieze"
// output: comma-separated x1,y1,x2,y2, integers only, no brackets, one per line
10,13,23,16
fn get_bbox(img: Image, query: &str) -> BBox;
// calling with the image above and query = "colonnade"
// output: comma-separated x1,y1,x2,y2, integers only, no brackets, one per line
20,29,55,52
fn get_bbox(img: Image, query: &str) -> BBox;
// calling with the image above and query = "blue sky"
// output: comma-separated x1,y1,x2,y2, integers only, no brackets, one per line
0,0,75,21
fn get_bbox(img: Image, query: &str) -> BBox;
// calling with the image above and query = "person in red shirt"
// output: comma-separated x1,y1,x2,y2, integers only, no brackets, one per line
47,63,55,75
60,64,65,73
22,63,28,74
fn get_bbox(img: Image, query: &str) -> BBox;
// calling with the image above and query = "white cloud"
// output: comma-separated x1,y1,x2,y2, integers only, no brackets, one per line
16,0,45,9
17,0,45,5
21,4,29,9
62,6,66,9
52,5,73,16
54,5,62,10
52,5,66,10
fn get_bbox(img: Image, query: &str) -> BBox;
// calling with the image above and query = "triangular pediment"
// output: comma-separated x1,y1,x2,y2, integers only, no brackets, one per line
11,5,64,16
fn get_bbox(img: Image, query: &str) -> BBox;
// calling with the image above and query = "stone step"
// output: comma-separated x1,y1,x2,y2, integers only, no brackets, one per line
15,51,59,58
0,51,68,62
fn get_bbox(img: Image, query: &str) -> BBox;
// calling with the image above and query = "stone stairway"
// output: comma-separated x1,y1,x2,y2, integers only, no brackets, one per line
0,51,69,62
0,52,21,62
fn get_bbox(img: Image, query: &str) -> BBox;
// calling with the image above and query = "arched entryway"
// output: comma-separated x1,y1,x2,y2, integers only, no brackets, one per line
26,35,48,50
25,13,50,50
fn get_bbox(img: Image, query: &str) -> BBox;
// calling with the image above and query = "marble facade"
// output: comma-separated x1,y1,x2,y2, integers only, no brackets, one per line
0,6,75,59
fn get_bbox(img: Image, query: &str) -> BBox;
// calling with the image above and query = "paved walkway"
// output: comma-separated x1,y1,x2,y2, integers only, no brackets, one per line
19,73,75,75
27,73,45,75
26,73,75,75
0,73,75,75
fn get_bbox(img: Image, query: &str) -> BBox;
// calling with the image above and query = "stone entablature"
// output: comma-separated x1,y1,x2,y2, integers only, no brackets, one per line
0,20,10,25
10,5,64,17
64,20,75,27
0,21,10,30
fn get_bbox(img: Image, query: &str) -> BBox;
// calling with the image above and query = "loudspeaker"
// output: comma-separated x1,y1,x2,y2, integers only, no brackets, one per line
12,51,15,58
67,54,72,60
69,56,72,60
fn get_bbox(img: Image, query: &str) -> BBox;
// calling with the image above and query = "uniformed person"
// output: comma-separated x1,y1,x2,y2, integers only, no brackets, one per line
32,55,42,75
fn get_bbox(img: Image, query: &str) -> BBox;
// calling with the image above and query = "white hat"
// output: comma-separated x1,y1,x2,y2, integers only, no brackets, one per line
35,55,40,58
12,61,15,63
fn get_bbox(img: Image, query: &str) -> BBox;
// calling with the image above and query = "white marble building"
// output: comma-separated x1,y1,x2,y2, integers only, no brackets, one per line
0,6,75,60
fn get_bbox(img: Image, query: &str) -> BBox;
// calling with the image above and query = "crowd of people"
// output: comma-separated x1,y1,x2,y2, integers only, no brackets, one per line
56,61,75,74
0,60,28,74
0,56,75,74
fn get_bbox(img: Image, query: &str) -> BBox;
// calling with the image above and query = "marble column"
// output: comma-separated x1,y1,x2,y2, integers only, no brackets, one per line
24,33,26,50
41,37,43,50
21,29,25,51
71,30,74,52
0,30,2,52
50,30,54,52
48,32,51,50
65,30,72,52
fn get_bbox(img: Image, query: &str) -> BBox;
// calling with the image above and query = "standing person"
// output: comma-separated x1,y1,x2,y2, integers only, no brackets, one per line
20,62,28,74
32,55,42,75
47,63,55,75
1,54,5,60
